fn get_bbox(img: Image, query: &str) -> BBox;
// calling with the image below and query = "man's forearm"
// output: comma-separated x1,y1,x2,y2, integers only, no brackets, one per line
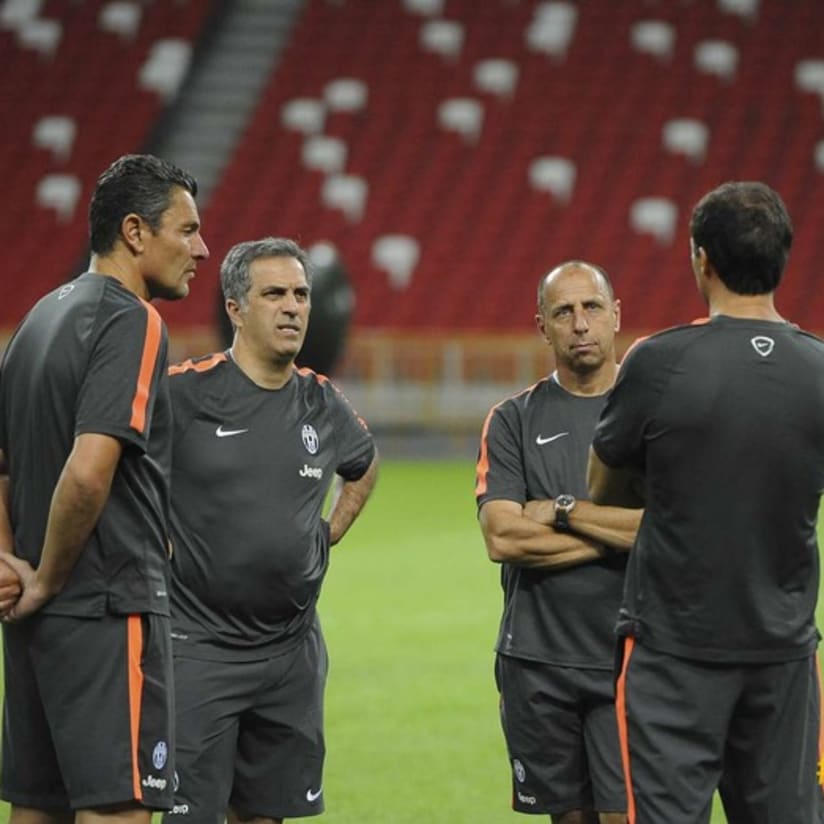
0,470,13,555
487,530,605,570
524,499,642,551
34,434,121,598
480,502,606,569
36,459,114,595
328,454,378,545
587,446,646,508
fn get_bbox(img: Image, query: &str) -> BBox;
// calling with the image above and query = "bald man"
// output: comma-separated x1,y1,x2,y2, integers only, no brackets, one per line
475,262,641,824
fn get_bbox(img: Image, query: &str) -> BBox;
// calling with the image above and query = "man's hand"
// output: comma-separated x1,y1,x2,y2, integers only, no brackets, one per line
0,554,22,618
0,554,53,622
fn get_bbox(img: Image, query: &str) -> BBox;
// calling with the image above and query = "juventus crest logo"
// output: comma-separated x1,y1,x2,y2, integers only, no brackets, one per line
301,424,319,454
750,336,774,357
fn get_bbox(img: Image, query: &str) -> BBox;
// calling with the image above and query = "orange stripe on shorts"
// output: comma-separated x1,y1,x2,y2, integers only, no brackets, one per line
615,635,637,824
816,652,824,791
127,615,145,801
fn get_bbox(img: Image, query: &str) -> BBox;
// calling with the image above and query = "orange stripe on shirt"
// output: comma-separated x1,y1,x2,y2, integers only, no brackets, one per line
296,365,329,385
130,301,163,434
615,635,637,824
620,318,711,366
168,352,228,376
815,653,824,791
295,366,372,430
127,615,145,801
475,383,538,498
474,406,497,498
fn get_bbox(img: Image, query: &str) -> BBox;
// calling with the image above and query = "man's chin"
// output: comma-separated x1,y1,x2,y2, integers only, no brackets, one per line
151,283,190,302
569,355,605,375
275,342,303,363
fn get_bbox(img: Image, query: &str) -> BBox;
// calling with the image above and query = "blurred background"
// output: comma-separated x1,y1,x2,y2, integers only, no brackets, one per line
2,0,823,456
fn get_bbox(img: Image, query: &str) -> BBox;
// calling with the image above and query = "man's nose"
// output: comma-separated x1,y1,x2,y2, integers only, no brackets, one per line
193,234,210,260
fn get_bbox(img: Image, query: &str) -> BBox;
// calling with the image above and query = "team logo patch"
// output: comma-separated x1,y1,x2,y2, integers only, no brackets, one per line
751,335,774,357
57,284,76,300
153,740,168,770
513,759,526,783
302,424,319,454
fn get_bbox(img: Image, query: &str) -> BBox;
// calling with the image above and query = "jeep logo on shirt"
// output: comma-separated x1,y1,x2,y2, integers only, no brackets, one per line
299,464,323,479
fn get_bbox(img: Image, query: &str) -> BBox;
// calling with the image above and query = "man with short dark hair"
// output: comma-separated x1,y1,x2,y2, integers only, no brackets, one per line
0,154,209,824
477,261,641,824
589,181,824,823
163,237,377,824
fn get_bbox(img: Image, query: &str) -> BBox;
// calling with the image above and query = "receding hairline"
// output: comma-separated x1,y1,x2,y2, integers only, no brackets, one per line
537,260,615,308
247,253,309,280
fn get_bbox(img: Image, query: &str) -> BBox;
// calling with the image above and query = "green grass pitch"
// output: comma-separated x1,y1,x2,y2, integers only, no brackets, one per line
313,459,732,823
2,458,820,822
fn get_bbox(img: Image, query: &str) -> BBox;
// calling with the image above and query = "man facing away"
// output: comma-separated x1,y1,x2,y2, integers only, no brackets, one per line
476,261,642,824
589,181,824,823
0,154,209,824
163,237,378,824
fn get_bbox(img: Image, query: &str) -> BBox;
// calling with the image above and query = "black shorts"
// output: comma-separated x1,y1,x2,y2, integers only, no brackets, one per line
163,622,328,823
616,636,824,824
1,612,174,811
495,653,626,815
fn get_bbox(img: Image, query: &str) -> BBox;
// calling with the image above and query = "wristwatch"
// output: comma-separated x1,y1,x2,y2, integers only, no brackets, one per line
553,494,576,530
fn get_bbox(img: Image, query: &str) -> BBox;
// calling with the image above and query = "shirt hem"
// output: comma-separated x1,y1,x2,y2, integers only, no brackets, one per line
495,648,614,670
618,626,819,664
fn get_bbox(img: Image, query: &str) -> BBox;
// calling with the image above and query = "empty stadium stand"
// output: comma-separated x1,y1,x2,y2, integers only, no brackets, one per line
0,0,213,320
4,0,824,343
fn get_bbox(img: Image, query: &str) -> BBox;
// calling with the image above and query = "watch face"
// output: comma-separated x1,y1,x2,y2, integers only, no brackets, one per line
554,494,574,530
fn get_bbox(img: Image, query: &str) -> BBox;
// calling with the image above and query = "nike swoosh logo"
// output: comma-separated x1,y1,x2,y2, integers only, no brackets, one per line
306,787,323,802
215,425,249,438
536,432,569,445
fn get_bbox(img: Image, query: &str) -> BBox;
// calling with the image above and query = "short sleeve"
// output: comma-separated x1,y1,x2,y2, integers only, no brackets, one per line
592,340,660,470
168,370,201,443
330,383,375,480
475,401,527,508
75,300,167,452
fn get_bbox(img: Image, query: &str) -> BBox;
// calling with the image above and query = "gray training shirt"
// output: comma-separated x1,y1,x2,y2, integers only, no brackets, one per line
476,375,628,669
168,352,375,660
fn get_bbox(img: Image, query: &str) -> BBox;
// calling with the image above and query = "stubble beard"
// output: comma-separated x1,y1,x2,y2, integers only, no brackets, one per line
148,276,189,302
567,350,605,377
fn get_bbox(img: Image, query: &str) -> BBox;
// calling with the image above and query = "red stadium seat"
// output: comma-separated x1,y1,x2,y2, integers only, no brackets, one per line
5,0,824,338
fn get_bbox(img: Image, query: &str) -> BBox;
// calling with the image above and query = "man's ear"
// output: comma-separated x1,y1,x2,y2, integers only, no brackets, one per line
691,244,709,278
121,213,144,255
535,312,551,345
226,299,243,330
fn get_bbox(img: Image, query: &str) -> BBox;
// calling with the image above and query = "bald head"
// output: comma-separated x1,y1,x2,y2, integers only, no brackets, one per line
535,260,620,385
538,260,614,313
